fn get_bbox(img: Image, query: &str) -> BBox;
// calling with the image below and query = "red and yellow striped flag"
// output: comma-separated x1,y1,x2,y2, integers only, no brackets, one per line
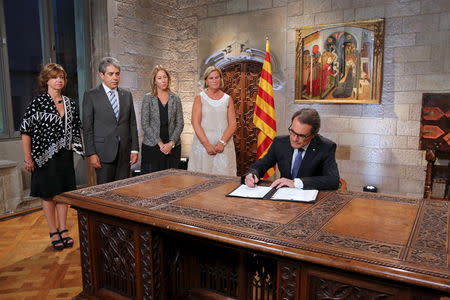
253,38,277,179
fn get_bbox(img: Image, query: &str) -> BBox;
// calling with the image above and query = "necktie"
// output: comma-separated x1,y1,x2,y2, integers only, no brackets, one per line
291,148,304,179
108,90,119,120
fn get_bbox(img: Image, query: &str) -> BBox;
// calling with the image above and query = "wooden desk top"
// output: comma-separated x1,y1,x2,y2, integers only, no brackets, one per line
56,169,450,293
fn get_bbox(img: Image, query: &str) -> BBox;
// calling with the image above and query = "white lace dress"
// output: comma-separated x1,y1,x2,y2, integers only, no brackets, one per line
188,91,237,176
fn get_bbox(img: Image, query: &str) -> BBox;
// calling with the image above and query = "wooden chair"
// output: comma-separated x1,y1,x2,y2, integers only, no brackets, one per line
424,149,450,199
419,93,449,200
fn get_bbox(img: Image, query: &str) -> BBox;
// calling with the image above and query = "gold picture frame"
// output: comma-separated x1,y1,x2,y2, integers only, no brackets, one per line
295,19,384,104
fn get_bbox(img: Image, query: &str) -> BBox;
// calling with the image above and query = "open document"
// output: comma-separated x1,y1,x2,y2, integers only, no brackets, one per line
226,184,318,203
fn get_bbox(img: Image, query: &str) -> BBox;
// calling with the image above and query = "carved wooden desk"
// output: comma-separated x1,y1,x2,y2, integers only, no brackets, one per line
56,169,450,300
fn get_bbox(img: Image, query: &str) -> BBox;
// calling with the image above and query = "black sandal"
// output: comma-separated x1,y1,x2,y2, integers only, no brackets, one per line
49,231,64,251
58,229,74,248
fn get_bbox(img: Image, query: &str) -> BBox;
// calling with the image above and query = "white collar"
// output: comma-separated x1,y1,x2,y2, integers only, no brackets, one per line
295,143,310,153
102,83,116,94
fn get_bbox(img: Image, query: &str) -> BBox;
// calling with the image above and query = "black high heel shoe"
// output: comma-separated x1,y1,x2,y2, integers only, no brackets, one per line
49,231,64,251
58,229,74,248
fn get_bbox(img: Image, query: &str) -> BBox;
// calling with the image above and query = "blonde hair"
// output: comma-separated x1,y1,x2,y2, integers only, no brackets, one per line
203,66,224,89
38,63,67,93
151,65,171,96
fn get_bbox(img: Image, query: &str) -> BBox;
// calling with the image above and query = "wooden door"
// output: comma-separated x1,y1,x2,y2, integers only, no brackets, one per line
222,61,263,176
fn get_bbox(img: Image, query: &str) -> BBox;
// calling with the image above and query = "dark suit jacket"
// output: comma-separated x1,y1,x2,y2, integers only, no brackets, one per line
247,135,340,190
82,84,139,163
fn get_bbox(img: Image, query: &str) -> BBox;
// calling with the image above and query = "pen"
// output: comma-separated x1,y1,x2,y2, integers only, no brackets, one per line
253,174,258,184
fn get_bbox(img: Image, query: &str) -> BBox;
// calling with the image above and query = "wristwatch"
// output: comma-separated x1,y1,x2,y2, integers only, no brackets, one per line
219,139,227,146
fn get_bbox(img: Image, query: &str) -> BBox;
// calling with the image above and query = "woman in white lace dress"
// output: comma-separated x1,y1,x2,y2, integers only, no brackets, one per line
188,66,237,176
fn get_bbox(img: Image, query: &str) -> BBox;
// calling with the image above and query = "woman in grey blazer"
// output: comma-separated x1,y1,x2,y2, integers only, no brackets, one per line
141,66,184,173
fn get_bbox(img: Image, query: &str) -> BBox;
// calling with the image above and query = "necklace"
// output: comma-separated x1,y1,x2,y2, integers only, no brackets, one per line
54,99,63,104
206,89,223,100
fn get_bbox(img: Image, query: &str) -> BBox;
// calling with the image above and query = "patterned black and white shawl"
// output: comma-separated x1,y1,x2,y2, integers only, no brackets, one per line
20,93,84,167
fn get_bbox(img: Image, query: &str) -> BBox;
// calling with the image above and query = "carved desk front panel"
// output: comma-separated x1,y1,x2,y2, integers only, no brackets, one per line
57,169,450,299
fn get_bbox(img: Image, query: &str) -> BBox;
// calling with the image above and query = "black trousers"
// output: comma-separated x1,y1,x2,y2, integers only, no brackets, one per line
141,143,181,174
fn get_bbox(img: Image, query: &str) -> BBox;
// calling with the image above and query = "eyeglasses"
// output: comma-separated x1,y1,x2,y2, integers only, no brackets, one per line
288,127,312,139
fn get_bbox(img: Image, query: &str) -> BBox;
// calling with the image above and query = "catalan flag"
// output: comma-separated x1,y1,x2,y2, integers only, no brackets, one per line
253,38,277,179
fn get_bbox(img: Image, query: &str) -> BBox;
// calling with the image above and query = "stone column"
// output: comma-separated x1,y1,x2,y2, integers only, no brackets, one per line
0,160,23,215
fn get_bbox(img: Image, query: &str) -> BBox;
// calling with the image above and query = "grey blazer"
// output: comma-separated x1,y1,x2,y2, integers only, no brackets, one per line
141,92,184,147
82,84,139,163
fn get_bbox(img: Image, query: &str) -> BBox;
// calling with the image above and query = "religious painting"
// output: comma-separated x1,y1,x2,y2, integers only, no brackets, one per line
295,19,384,103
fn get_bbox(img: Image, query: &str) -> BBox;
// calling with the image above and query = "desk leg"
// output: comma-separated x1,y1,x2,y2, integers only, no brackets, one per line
74,210,94,299
278,261,300,300
424,149,436,198
73,209,164,300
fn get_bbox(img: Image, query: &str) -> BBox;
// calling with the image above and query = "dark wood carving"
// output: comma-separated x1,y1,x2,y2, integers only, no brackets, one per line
420,93,450,199
249,255,277,299
74,169,236,198
412,200,448,252
58,170,450,299
167,247,184,297
222,61,263,176
309,276,393,299
152,232,163,300
278,262,299,300
159,204,278,233
278,192,352,240
97,222,136,298
198,247,239,297
69,170,449,275
164,236,241,299
140,230,153,300
314,232,402,258
78,212,92,294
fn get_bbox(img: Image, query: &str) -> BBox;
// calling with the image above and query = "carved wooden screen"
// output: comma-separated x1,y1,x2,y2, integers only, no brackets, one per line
419,93,450,152
419,93,450,199
222,61,263,177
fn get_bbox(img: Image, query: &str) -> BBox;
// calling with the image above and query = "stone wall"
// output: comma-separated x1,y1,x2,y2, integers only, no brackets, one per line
110,0,450,197
284,0,450,197
109,0,199,161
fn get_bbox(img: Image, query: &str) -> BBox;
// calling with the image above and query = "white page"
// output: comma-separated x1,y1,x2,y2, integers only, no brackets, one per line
228,184,272,198
271,188,318,202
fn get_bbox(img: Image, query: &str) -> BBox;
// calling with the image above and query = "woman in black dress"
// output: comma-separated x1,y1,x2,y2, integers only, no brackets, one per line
140,65,184,173
21,63,83,250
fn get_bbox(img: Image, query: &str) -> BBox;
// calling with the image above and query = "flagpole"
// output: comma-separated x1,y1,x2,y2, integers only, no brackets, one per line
253,37,277,179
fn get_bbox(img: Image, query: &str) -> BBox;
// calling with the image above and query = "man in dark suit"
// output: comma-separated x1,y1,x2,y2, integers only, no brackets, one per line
244,108,339,190
83,57,139,184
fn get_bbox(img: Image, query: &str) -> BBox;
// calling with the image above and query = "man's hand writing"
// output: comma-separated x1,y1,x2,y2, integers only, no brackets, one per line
244,173,259,188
